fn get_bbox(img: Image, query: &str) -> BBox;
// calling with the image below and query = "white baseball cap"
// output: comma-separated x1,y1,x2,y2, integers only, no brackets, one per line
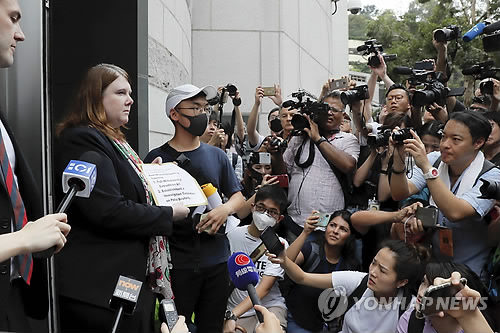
165,84,217,117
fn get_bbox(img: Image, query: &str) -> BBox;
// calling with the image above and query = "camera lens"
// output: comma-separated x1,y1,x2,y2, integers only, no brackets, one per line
412,90,436,107
226,84,237,96
480,81,494,95
291,114,309,131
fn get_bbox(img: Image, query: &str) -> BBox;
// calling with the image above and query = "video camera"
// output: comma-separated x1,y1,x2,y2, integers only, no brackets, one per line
393,67,464,107
462,60,500,95
340,85,370,105
357,39,397,67
434,25,461,42
482,20,500,52
282,90,331,133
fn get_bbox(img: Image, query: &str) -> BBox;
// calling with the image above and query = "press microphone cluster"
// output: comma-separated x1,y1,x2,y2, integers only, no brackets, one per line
227,252,264,323
34,151,98,258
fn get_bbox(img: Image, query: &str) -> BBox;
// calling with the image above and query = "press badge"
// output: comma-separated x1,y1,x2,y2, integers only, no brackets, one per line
438,227,453,257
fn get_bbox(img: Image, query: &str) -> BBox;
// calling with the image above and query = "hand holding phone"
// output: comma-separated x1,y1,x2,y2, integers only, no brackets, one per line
260,227,284,256
271,174,289,188
313,212,331,227
416,206,439,229
329,78,349,91
417,277,467,318
262,86,276,96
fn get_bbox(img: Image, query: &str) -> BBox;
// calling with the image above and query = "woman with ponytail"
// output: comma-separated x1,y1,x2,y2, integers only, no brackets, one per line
269,240,430,333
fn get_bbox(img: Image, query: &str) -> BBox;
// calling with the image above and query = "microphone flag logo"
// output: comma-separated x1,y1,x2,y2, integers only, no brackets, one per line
235,254,250,266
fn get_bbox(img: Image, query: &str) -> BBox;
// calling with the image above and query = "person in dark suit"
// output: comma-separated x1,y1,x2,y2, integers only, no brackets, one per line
54,64,189,332
0,0,70,331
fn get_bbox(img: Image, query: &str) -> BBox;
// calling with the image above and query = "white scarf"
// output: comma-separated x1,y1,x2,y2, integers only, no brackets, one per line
429,151,485,207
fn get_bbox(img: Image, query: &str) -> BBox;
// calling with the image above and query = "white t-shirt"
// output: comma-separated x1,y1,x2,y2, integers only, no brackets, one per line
227,226,288,318
331,271,415,333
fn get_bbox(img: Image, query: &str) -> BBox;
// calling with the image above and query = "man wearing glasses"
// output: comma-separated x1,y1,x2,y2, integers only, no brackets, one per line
145,84,245,333
224,184,289,333
274,90,360,242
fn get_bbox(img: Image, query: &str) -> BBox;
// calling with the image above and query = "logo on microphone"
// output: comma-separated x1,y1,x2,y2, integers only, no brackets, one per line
235,254,250,266
66,160,95,174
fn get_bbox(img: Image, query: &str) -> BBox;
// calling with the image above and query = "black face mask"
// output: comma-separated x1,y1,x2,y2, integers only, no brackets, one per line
178,112,208,137
270,118,283,133
249,168,264,185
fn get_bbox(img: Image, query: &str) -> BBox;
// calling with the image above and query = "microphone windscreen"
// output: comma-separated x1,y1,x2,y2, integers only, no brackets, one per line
483,20,500,34
462,22,486,42
227,252,259,291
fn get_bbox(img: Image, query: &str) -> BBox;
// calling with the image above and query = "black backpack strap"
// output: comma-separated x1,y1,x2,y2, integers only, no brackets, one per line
432,156,441,169
303,242,321,272
345,274,369,315
473,159,497,187
232,152,238,169
407,309,425,333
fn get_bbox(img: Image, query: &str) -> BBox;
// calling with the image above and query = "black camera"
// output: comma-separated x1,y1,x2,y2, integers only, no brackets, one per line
367,129,391,148
269,137,288,152
357,39,397,67
479,179,500,200
480,80,494,95
392,128,413,144
434,25,461,42
462,60,500,80
283,90,331,132
412,81,449,107
482,21,500,52
340,85,370,105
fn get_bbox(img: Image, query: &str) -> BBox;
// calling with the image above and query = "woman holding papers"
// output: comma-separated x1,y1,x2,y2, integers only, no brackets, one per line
54,64,189,332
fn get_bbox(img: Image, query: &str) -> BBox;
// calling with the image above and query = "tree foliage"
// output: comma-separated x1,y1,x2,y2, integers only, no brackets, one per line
349,0,500,97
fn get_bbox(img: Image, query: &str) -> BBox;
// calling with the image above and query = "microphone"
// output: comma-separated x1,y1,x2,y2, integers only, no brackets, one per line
109,275,143,333
393,67,413,75
34,152,98,258
227,252,264,323
462,22,487,42
483,20,500,34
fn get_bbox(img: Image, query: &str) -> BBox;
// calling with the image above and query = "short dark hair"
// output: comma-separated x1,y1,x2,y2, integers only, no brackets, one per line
448,110,492,144
483,111,500,128
386,83,411,101
321,90,343,103
220,121,233,149
418,120,443,139
267,107,280,122
381,112,413,130
254,184,288,214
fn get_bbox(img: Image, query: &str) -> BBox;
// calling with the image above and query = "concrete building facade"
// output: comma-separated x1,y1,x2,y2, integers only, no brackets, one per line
147,0,349,148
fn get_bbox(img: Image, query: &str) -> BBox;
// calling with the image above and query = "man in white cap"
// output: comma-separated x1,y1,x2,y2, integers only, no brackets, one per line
145,84,245,332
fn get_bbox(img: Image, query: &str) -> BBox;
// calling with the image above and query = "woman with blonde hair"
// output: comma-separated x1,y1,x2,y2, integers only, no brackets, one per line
54,64,188,332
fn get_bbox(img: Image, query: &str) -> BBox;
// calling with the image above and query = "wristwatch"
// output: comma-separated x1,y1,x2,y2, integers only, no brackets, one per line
423,167,439,180
224,310,237,321
315,136,328,146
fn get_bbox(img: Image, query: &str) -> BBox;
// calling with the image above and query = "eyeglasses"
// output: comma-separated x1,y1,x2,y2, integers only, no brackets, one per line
328,106,345,114
386,95,405,102
175,105,212,116
254,203,280,219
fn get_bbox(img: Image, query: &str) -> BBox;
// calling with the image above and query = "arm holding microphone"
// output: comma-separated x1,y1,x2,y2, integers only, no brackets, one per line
0,213,69,262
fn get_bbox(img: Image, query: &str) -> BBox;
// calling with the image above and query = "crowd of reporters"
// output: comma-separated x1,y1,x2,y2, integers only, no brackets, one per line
3,4,500,332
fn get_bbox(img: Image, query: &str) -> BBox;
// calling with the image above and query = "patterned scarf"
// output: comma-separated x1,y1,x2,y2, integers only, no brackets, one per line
113,139,174,299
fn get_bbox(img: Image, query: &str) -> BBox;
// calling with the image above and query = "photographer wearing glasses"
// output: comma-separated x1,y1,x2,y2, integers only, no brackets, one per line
389,110,500,280
274,91,360,242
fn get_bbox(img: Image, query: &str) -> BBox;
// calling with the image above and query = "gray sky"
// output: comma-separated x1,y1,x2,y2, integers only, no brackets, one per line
363,0,412,15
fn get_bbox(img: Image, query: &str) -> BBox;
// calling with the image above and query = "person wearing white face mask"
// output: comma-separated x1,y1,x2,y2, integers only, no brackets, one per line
224,185,289,333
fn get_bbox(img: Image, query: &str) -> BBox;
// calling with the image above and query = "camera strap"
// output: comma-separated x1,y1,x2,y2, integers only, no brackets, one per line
294,136,315,169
